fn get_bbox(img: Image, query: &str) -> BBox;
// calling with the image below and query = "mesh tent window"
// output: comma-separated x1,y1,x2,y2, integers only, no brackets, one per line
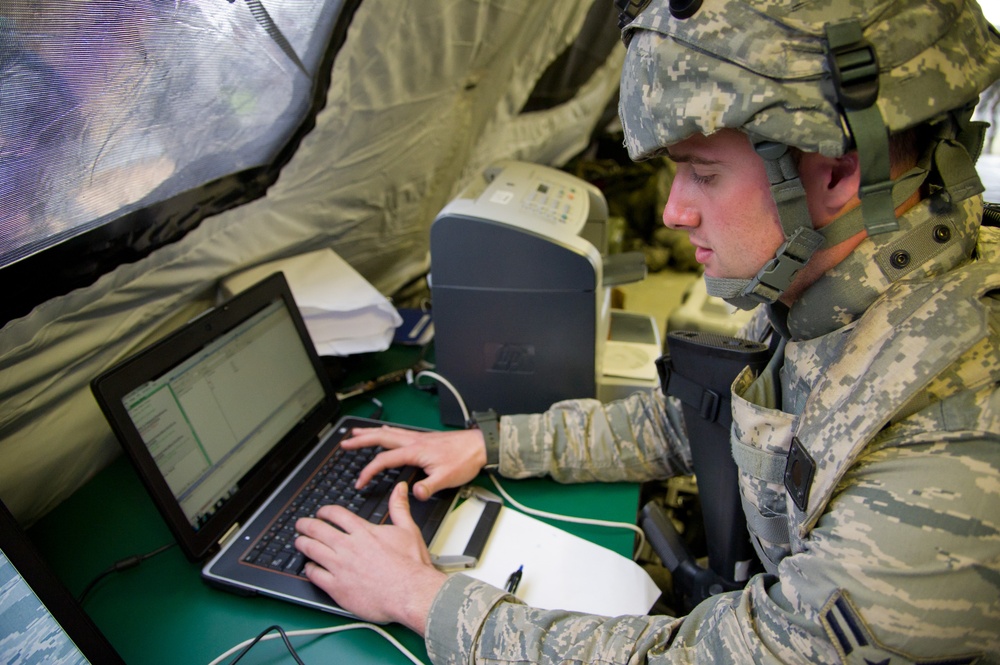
0,0,358,324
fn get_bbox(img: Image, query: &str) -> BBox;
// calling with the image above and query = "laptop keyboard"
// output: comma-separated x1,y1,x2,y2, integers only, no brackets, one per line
240,444,404,577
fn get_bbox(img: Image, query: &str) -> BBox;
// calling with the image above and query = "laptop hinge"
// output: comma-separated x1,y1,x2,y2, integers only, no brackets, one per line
218,522,241,549
318,422,334,441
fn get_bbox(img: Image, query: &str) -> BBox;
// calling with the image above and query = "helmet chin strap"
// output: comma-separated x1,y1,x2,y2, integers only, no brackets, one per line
705,135,940,311
703,20,988,313
706,19,900,312
703,225,824,310
703,275,765,311
705,151,935,311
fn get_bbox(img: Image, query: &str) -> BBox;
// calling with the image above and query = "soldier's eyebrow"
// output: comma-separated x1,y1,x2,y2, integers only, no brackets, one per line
644,146,720,165
664,149,719,165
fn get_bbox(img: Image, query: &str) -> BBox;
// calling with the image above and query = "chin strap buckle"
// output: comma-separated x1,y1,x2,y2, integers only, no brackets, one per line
744,227,825,305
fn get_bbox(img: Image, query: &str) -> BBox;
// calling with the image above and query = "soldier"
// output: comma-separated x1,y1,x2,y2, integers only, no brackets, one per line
295,0,1000,662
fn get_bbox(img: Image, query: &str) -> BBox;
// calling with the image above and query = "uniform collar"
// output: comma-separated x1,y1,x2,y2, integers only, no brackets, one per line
785,196,980,341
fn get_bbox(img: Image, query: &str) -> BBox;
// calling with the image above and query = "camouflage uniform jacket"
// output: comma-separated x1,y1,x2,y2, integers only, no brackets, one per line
424,196,1000,664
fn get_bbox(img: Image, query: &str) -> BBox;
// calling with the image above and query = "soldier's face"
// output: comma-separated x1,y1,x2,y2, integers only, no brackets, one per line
662,129,785,281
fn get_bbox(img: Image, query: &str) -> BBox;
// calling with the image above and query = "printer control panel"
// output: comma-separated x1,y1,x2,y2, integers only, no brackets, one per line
441,161,607,253
520,181,578,226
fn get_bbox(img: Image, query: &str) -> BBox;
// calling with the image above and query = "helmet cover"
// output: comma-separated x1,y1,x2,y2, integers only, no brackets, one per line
619,0,1000,161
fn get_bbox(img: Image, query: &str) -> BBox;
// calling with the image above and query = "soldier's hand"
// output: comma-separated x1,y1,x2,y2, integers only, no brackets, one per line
343,426,487,500
295,482,445,632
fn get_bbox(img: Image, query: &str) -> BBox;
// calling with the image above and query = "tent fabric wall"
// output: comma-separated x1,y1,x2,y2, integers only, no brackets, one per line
0,0,625,525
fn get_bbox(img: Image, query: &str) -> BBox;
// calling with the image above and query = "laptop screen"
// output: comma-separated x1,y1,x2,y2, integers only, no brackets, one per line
120,298,326,531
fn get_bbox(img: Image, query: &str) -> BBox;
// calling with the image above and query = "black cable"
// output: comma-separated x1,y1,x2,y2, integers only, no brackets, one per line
77,542,176,604
983,201,999,227
226,625,306,665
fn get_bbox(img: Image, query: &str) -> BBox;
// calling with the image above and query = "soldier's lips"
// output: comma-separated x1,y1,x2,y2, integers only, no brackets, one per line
694,246,712,264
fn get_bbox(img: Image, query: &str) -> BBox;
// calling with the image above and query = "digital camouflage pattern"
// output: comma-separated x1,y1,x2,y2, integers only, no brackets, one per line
617,0,1000,161
420,1,1000,661
423,195,1000,665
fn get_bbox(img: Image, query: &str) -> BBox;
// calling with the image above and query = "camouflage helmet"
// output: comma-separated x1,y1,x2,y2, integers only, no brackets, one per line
616,0,1000,309
618,0,1000,161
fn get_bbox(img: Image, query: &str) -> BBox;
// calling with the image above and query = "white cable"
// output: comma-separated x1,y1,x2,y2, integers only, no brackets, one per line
411,369,470,425
488,473,647,561
409,370,646,559
206,622,426,665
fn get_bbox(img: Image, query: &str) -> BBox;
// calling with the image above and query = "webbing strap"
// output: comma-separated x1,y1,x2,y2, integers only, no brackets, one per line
824,20,897,237
731,439,787,484
818,165,928,246
756,141,813,239
739,491,790,551
932,138,986,204
851,106,897,235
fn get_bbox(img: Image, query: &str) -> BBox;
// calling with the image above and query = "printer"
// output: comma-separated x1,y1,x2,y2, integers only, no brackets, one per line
430,160,658,426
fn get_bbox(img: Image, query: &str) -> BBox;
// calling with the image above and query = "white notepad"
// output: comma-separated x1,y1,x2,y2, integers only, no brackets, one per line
430,496,661,616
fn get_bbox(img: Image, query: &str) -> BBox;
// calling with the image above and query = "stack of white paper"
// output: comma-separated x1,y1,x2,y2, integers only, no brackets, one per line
220,249,402,356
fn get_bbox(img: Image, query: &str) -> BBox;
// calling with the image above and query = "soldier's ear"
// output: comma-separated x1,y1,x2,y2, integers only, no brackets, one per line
800,151,861,224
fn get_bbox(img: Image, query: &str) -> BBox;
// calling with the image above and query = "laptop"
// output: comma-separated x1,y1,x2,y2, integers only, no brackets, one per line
90,271,459,615
0,498,128,664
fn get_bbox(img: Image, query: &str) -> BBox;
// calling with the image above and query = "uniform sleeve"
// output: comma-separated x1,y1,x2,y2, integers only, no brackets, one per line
496,388,693,484
424,573,688,665
424,433,1000,664
423,571,796,664
482,307,776,485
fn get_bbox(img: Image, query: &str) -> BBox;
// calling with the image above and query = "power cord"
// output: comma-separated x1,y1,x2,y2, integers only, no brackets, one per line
206,622,426,665
409,369,470,424
412,368,647,560
77,542,176,604
487,473,647,561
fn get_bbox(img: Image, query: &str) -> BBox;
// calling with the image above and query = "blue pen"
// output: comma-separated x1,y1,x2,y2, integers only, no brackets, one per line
505,565,523,594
